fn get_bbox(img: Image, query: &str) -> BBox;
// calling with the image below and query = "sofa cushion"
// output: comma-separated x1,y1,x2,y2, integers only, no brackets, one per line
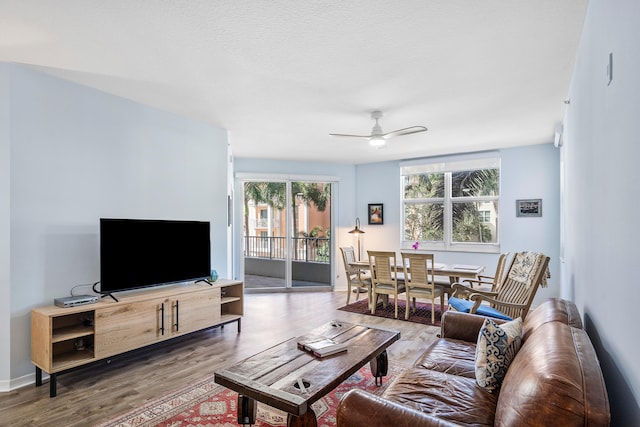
382,367,497,426
414,338,476,378
475,317,523,392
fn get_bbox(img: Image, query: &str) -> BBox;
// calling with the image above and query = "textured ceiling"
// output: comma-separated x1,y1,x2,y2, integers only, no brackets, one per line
0,1,587,164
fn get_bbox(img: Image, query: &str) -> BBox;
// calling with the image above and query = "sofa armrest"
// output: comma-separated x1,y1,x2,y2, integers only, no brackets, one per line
440,310,505,342
337,389,460,427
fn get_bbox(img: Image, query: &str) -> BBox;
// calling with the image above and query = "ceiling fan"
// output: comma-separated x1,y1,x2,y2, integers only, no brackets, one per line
330,111,427,148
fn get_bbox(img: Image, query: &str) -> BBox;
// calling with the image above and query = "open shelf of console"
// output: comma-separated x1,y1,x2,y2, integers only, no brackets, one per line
51,325,94,343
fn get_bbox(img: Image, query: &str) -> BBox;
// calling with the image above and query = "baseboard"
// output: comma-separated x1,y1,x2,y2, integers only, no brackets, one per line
0,372,42,392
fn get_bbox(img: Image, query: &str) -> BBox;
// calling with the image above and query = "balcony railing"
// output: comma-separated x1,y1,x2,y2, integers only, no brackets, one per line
244,235,330,263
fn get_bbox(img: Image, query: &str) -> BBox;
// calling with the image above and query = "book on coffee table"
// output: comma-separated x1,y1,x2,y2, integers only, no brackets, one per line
306,338,348,358
296,335,327,350
297,337,348,358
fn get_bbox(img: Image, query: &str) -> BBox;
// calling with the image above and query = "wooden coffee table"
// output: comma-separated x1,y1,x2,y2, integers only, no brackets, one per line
214,320,400,426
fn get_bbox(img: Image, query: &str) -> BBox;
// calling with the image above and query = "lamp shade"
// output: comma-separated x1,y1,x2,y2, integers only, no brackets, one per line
348,217,364,234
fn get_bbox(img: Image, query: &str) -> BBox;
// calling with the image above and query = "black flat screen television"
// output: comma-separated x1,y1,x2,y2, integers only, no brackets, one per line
100,218,211,294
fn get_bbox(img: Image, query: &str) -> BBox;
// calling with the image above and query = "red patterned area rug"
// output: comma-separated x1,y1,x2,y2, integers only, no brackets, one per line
338,298,446,326
99,363,404,427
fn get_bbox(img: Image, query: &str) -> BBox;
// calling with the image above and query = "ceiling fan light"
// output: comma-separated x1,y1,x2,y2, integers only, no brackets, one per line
369,137,385,147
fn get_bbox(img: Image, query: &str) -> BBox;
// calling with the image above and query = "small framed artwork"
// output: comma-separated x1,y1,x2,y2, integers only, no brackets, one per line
368,203,383,225
516,199,542,217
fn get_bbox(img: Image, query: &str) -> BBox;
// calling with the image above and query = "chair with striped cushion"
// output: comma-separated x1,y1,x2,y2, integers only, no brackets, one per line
448,252,550,321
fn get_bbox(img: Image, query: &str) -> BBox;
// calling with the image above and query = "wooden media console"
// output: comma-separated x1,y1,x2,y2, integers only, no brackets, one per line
31,279,243,397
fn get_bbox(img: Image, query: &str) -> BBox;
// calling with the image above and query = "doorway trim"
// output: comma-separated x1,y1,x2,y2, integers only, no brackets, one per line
234,173,339,293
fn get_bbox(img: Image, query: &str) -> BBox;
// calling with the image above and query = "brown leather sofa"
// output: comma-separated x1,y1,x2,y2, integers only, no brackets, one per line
337,298,610,426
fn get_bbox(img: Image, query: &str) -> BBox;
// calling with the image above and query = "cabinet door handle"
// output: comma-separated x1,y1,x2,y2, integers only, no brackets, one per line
174,300,179,332
160,303,165,335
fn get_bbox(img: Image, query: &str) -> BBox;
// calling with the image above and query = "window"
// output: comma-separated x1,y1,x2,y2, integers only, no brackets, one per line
256,208,268,228
479,210,491,223
401,155,500,252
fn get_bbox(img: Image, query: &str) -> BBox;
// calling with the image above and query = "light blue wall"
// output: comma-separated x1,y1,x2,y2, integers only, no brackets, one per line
0,63,11,384
2,64,229,385
562,0,640,422
353,144,560,304
500,144,560,303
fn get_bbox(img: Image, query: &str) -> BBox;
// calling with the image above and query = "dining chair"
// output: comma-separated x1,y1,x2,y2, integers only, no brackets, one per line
401,252,444,323
449,251,550,320
367,250,406,319
460,252,510,293
340,246,371,306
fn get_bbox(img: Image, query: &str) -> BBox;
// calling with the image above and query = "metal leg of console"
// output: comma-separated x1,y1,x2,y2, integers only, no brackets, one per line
35,367,42,387
35,366,57,397
221,318,241,333
50,373,57,397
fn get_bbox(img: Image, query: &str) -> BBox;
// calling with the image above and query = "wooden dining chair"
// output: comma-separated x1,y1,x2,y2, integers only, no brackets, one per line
367,251,406,319
461,252,510,293
449,251,550,320
340,246,371,306
401,252,444,323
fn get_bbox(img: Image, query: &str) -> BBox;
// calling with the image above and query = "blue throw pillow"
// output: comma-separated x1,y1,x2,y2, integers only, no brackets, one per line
448,297,513,321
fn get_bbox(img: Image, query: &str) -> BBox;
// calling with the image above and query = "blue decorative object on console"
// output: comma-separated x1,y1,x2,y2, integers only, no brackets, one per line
210,269,218,282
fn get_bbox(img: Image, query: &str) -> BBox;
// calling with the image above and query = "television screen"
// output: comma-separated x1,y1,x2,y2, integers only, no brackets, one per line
100,218,211,293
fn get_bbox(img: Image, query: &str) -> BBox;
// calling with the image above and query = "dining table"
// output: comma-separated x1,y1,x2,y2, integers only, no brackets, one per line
349,259,485,299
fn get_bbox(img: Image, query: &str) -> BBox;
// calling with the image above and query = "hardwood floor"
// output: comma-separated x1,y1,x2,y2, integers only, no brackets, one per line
1,291,441,427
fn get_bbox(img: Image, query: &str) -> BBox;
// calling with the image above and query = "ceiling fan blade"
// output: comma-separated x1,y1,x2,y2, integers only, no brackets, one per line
382,126,428,138
329,133,372,139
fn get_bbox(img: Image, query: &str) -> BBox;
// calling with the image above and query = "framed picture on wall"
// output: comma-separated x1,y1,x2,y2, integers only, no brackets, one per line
368,203,383,225
516,199,542,217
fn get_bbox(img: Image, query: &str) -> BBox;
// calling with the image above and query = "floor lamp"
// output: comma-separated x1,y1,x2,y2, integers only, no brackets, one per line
348,217,365,261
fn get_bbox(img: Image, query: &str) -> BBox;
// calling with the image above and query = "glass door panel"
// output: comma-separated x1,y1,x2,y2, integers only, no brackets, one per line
243,181,287,289
290,181,332,288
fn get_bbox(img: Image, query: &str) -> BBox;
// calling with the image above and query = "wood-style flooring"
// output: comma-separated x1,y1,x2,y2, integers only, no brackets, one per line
0,291,441,427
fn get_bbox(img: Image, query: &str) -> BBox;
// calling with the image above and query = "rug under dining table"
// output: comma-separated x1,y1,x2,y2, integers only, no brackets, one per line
338,297,447,326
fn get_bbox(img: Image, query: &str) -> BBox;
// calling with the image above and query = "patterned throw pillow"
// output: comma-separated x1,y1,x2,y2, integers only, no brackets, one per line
475,317,523,393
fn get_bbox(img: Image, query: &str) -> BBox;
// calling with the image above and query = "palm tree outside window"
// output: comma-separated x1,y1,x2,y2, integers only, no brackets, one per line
401,155,500,253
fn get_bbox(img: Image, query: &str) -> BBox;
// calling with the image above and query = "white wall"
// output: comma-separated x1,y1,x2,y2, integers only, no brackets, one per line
562,0,640,423
354,144,561,305
3,64,230,386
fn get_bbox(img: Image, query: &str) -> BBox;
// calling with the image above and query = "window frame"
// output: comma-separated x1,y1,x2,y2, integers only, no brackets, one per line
400,154,500,253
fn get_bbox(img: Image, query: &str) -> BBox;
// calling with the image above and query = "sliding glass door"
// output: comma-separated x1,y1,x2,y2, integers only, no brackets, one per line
242,179,333,290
